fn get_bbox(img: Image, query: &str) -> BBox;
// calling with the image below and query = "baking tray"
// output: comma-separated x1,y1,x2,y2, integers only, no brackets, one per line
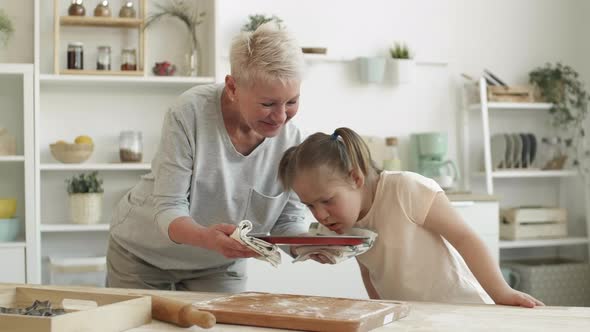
249,234,369,245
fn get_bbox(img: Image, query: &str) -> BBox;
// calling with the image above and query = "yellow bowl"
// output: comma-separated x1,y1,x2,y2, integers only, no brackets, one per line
50,143,94,163
0,198,17,218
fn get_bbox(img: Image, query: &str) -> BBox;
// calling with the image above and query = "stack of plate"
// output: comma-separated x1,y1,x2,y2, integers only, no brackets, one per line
490,133,537,169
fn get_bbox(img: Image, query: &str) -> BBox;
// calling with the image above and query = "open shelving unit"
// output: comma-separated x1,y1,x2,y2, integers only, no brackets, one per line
462,77,590,261
52,0,146,76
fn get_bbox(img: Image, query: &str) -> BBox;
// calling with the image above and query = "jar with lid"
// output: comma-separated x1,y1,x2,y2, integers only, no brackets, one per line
0,128,17,156
382,136,402,171
67,42,84,70
68,0,86,16
96,46,111,70
121,48,137,71
94,0,111,17
541,137,565,170
119,1,136,18
119,131,142,162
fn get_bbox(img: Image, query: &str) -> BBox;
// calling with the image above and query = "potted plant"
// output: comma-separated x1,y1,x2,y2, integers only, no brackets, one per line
145,0,206,76
0,9,14,47
66,171,104,224
387,42,414,84
241,14,283,32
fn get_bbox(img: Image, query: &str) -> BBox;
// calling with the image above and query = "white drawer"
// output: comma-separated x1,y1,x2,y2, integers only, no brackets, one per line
0,246,26,283
452,201,499,236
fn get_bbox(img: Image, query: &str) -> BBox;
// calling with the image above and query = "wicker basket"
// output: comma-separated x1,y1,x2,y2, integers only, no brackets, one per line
504,258,590,306
50,143,93,163
69,193,102,224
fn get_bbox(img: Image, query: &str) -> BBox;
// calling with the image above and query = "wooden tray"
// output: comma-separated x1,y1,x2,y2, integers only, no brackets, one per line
193,292,409,332
0,286,151,332
250,234,369,245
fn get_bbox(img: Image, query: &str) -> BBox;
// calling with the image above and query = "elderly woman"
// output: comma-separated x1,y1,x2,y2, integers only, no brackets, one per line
107,23,308,292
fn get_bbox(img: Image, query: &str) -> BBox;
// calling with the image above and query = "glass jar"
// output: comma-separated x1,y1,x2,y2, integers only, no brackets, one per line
119,131,142,163
119,1,136,18
94,0,111,17
121,48,137,71
382,136,402,171
67,42,84,70
96,46,111,70
68,0,86,16
541,137,564,170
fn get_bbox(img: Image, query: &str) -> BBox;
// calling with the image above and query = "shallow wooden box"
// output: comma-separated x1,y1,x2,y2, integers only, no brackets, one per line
0,286,151,332
500,207,567,240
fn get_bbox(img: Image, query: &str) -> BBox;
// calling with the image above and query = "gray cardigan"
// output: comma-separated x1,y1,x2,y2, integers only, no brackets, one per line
110,84,309,270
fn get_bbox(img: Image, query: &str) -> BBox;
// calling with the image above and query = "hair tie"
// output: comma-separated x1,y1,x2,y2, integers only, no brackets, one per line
330,131,339,141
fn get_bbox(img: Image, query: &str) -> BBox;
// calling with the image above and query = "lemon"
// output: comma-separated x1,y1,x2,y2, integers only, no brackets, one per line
75,135,93,145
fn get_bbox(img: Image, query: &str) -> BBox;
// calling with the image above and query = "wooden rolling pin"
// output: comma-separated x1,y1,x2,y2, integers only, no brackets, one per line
151,295,216,329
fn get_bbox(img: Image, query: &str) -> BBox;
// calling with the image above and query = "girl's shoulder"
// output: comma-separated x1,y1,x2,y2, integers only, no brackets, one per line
381,171,442,194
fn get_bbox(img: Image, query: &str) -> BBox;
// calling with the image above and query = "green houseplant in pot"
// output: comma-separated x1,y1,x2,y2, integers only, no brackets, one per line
0,9,14,47
387,42,414,84
66,171,104,224
241,14,283,32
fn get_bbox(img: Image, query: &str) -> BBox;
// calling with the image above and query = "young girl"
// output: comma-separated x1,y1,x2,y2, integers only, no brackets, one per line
278,127,543,307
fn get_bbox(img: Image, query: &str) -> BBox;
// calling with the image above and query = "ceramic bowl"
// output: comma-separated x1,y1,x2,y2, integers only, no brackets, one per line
0,218,20,242
0,198,17,218
50,143,93,163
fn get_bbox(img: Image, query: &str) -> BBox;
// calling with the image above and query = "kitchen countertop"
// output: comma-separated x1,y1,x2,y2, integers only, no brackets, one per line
445,192,498,202
2,284,588,331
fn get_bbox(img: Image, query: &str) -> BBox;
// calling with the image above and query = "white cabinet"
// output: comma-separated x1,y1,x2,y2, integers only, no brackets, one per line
451,200,500,262
0,245,26,283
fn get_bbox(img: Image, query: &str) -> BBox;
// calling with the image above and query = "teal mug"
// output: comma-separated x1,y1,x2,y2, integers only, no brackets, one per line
500,267,520,289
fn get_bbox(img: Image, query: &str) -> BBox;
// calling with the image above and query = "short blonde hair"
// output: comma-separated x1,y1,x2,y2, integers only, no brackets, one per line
230,22,304,86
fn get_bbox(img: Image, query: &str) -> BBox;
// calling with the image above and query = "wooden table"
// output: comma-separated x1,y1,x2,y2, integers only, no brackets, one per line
2,284,589,331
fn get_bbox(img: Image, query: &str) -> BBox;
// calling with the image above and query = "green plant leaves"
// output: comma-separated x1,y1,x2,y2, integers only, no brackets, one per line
65,171,104,194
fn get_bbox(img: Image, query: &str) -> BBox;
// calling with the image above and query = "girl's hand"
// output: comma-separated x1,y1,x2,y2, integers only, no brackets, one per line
201,223,260,259
493,288,545,308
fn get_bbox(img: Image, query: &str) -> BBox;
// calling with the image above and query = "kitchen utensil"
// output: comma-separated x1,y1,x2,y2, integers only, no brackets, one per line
491,134,506,169
0,198,17,218
512,133,522,168
527,133,537,167
249,234,369,246
484,69,508,87
504,134,513,168
0,218,20,242
151,295,215,329
520,133,530,168
193,292,409,332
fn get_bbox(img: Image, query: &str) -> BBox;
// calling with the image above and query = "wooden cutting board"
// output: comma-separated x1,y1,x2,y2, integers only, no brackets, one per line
193,292,409,332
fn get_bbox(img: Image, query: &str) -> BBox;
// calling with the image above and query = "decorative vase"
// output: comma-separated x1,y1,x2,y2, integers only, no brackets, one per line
69,193,102,224
357,57,386,83
185,35,201,77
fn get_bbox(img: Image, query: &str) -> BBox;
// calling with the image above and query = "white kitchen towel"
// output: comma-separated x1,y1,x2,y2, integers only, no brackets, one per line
292,223,377,264
230,220,281,267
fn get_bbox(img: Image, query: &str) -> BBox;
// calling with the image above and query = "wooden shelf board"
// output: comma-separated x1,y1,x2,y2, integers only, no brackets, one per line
60,16,143,28
0,241,26,248
40,223,110,232
473,170,578,178
40,163,151,171
500,237,590,249
0,156,25,162
469,102,553,111
60,69,144,76
40,74,215,86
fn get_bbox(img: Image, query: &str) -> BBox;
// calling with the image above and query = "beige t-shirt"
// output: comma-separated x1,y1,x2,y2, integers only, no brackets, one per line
356,171,493,304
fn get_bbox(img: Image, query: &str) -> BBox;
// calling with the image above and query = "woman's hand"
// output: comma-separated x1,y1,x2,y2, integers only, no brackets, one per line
201,223,260,259
492,287,544,308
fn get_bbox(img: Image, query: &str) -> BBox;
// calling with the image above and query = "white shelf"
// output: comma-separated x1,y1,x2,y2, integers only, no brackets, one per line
0,64,34,74
40,224,110,232
39,74,215,87
303,54,353,63
0,241,26,248
469,102,553,111
40,163,151,171
500,237,590,249
474,169,578,178
0,156,25,162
